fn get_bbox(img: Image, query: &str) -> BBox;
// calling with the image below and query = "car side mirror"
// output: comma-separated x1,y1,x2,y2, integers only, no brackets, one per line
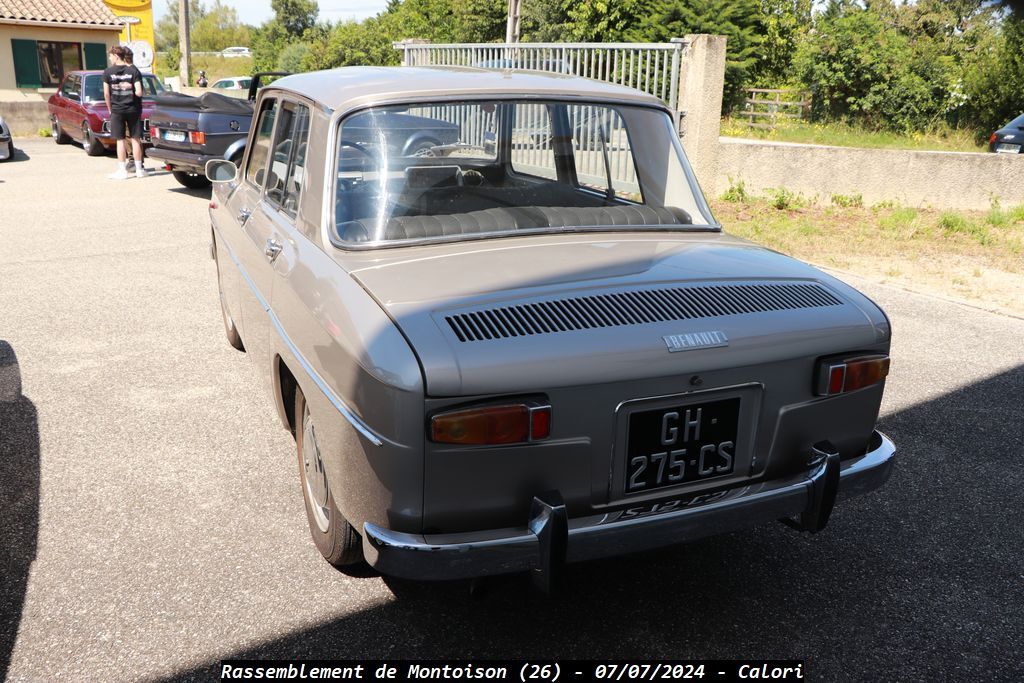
206,159,238,183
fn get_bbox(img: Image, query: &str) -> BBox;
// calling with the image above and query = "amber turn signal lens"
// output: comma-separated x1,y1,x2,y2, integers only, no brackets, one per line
430,403,551,445
842,355,891,393
189,131,206,144
817,354,890,396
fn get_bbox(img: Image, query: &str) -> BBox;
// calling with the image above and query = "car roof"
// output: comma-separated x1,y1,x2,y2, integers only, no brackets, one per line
267,66,667,112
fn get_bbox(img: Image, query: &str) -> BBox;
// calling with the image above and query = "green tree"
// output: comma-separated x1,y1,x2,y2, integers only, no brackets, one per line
563,0,648,42
753,0,812,87
303,18,398,70
794,4,957,132
272,0,319,37
521,1,572,41
191,0,251,51
452,0,506,43
154,0,207,52
630,0,763,110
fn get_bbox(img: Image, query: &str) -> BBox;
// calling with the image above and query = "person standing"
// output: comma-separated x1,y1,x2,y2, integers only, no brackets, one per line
103,45,147,179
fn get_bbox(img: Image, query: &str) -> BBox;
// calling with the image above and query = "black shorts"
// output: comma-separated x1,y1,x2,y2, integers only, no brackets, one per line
109,109,142,140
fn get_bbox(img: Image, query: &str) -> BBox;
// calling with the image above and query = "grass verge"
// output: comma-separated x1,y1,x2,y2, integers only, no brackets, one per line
712,192,1024,316
720,117,986,153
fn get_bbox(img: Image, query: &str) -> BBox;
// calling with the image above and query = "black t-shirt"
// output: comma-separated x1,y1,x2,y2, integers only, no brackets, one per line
103,64,143,113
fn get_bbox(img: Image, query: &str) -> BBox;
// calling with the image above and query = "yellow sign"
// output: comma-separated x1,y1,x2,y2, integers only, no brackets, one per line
104,0,154,49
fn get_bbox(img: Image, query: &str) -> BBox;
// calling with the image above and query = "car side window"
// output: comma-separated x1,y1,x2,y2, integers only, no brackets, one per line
569,106,642,202
265,101,311,219
510,103,557,181
246,98,278,190
61,75,80,101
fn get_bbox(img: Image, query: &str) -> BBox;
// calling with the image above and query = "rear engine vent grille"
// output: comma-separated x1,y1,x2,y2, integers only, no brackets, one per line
445,283,841,342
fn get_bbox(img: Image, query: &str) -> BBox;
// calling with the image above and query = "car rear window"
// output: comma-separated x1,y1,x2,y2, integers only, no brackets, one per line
333,100,714,247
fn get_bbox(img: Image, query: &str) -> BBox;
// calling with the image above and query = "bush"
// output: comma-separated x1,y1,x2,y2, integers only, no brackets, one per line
721,177,748,203
769,187,804,210
831,193,863,208
276,42,309,73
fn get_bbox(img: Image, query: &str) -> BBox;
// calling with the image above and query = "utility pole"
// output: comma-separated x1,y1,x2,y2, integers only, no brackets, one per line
505,0,521,43
178,0,191,86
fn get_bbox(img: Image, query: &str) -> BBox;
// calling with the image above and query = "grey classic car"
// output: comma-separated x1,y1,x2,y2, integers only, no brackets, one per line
206,67,895,587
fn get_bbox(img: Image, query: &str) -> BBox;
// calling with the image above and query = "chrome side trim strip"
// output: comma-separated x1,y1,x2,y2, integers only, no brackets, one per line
215,224,385,447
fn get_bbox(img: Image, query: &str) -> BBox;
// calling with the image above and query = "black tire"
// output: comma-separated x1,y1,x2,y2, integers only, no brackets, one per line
407,138,440,157
82,124,105,156
295,388,364,568
173,170,212,189
51,118,71,145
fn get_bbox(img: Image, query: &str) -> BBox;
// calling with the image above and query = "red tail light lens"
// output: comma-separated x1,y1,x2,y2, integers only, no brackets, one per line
189,131,206,144
150,126,159,139
989,132,997,145
430,403,551,445
817,355,890,396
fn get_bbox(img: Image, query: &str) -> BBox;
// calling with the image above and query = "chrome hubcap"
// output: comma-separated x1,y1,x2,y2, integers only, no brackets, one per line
301,407,331,533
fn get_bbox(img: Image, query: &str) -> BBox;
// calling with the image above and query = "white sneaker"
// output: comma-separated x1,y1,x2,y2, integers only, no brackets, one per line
135,166,148,178
108,168,130,180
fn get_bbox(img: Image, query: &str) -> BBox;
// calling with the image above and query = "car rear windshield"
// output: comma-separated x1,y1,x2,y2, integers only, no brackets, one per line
333,100,715,247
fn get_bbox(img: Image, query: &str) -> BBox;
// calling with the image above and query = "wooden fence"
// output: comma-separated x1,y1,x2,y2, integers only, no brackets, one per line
743,88,811,129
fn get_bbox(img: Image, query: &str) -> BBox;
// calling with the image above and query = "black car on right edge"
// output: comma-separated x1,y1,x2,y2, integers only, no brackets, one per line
989,113,1024,154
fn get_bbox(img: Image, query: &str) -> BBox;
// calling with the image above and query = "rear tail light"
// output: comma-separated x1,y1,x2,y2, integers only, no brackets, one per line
150,126,159,139
189,131,206,144
430,402,551,445
989,132,997,145
816,354,890,396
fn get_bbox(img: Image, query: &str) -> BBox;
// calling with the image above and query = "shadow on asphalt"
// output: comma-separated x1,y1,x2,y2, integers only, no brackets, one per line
4,147,30,162
69,365,1024,680
167,185,212,199
0,341,38,680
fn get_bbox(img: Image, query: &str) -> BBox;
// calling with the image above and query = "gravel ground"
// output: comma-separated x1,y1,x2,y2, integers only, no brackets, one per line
1,138,1022,682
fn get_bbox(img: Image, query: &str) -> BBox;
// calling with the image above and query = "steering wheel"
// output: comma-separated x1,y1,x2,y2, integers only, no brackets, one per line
338,140,372,160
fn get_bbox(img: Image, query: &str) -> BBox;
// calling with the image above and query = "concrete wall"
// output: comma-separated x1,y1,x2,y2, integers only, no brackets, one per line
678,34,727,184
0,24,118,100
714,137,1024,210
0,101,49,134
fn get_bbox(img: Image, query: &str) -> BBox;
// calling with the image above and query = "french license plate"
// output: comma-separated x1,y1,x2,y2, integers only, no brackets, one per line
996,143,1021,154
624,397,740,494
163,130,187,142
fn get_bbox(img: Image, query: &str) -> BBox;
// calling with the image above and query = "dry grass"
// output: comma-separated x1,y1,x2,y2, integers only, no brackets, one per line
711,191,1024,317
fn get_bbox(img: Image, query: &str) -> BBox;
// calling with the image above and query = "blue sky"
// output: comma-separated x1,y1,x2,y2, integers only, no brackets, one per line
153,1,390,26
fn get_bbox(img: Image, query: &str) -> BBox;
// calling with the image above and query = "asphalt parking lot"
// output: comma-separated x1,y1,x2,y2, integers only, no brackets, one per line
1,138,1022,682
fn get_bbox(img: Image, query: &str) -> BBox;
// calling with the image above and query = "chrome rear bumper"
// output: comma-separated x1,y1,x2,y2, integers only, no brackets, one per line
362,431,895,581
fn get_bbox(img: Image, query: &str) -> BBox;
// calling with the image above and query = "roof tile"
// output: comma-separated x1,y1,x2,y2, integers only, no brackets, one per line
0,0,120,27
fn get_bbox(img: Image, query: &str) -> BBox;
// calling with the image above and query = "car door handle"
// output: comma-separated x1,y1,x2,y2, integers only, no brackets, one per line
264,238,283,263
237,207,252,224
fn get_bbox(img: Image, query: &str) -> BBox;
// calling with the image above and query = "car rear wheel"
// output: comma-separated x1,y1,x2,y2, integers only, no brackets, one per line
51,117,70,144
295,388,364,568
172,170,212,189
81,124,105,156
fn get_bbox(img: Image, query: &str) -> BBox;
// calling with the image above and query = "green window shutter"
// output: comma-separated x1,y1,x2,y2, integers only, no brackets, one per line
84,43,107,70
11,39,41,88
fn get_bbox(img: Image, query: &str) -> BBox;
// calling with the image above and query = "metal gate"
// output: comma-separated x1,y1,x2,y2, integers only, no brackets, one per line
393,40,689,121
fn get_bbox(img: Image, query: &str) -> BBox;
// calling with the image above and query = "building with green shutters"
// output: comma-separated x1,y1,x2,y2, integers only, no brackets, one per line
1,0,121,101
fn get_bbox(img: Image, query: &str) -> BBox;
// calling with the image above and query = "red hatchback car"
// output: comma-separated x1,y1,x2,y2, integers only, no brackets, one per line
47,70,165,155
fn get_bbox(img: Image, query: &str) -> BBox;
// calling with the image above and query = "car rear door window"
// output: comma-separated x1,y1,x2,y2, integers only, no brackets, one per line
265,101,311,219
569,105,642,202
246,98,278,190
